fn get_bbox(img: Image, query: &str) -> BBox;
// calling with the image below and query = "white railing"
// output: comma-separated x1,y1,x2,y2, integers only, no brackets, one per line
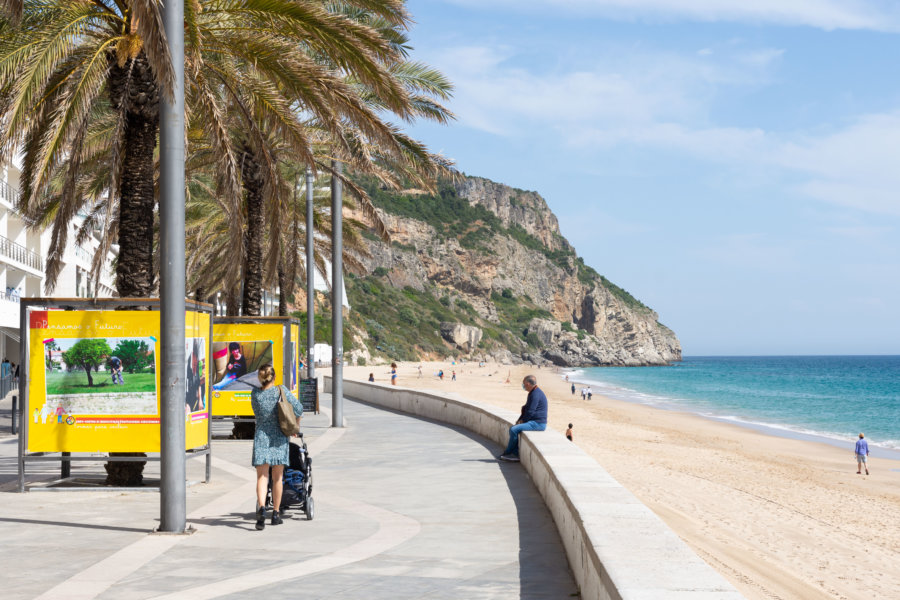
0,235,43,272
0,179,17,206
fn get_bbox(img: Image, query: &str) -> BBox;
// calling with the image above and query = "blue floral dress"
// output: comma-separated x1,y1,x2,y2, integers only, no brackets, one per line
251,385,303,466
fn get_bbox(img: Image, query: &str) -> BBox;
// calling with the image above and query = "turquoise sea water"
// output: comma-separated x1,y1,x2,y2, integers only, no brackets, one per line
571,356,900,453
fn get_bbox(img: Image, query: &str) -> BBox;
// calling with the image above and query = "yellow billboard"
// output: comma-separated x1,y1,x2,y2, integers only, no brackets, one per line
210,322,284,416
290,323,300,396
26,309,210,452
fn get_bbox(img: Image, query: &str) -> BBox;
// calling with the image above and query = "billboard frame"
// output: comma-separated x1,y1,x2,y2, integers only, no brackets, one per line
17,297,213,492
209,316,303,430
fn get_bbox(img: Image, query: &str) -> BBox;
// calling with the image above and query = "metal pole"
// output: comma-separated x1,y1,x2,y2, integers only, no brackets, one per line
305,167,315,380
330,162,343,428
159,0,186,533
17,304,28,492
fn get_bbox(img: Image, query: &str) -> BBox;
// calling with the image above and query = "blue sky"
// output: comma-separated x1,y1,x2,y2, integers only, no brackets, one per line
402,0,900,356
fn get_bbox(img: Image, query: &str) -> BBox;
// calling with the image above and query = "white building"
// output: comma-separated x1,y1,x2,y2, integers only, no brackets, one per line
0,160,117,363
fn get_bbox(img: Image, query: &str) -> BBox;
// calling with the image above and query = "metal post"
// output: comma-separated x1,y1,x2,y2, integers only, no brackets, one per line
10,395,16,434
159,0,186,533
330,162,343,428
305,167,315,380
18,304,28,492
61,452,70,479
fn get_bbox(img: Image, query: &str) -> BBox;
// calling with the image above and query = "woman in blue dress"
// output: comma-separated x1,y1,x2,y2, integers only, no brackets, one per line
251,363,303,530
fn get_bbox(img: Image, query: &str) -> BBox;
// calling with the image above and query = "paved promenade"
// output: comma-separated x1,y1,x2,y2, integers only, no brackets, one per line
0,393,576,599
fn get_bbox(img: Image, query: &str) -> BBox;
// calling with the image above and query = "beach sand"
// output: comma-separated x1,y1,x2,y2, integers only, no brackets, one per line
345,361,900,600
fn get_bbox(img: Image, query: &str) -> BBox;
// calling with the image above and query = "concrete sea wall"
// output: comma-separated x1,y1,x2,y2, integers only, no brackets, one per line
325,377,743,600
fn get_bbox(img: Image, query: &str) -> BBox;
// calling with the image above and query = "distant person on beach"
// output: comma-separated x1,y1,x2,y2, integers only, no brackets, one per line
438,370,444,380
368,373,374,382
418,365,423,378
390,362,397,385
452,370,456,381
571,383,575,395
565,423,573,442
587,387,592,400
855,433,869,475
499,375,548,462
581,387,586,400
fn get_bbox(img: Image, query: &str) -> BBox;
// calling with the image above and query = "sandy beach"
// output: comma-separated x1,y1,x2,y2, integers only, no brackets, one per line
345,361,900,600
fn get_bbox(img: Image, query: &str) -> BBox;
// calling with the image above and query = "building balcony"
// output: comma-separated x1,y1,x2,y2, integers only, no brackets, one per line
0,179,16,208
0,235,43,273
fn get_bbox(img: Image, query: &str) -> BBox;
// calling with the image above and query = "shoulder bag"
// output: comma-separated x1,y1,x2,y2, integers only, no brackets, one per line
276,385,300,437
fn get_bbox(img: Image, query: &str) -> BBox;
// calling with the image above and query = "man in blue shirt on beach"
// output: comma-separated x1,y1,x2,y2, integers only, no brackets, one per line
499,374,548,462
855,433,869,475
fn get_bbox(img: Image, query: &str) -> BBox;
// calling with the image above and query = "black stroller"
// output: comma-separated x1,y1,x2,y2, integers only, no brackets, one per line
266,433,314,520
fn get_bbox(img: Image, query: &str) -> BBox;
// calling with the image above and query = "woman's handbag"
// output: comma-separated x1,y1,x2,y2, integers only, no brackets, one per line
276,386,300,437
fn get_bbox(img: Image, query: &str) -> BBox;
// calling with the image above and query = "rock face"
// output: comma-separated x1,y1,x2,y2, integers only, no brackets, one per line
355,175,682,366
439,322,483,353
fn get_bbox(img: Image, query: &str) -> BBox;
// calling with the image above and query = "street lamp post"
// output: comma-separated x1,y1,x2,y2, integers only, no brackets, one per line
306,167,315,380
331,162,343,428
159,0,186,533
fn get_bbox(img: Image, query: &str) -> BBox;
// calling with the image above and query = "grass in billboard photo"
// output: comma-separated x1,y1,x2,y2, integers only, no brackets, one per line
45,371,157,395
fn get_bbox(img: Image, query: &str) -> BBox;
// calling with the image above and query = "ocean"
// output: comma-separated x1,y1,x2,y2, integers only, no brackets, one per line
569,355,900,456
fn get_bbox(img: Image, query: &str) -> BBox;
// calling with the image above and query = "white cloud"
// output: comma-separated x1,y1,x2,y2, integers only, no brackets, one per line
436,43,775,136
426,36,900,218
442,0,900,32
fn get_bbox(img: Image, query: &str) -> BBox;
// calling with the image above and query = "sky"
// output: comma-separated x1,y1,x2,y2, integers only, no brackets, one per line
401,0,900,356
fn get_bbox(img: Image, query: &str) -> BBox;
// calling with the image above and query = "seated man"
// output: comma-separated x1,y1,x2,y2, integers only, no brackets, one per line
499,375,548,462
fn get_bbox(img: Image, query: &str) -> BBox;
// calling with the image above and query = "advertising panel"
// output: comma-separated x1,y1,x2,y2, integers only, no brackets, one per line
210,322,284,416
26,309,210,452
185,310,211,450
290,323,300,396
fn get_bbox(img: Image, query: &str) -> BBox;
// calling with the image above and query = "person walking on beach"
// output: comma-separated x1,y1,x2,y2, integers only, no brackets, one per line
587,387,592,401
855,433,869,475
571,383,575,395
565,423,573,442
390,362,397,385
251,363,303,530
417,365,423,378
499,375,548,462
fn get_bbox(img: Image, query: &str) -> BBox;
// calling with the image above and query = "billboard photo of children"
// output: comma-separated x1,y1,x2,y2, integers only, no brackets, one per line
211,341,273,391
185,338,207,413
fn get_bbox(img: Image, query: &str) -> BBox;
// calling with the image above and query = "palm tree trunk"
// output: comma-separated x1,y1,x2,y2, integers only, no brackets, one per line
240,144,264,317
234,144,265,439
111,53,159,298
278,260,287,316
226,285,241,316
104,51,160,487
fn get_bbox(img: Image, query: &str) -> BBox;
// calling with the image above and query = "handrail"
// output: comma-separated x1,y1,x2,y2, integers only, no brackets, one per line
0,179,16,206
0,288,20,303
0,234,43,271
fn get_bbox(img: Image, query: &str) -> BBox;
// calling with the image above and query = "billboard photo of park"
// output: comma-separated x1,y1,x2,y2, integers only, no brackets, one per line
42,337,158,416
212,340,273,391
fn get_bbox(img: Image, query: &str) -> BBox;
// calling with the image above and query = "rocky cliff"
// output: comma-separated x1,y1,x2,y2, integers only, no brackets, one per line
347,175,681,367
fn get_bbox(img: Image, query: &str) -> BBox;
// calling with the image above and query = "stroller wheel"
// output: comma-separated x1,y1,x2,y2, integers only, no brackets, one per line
305,496,315,520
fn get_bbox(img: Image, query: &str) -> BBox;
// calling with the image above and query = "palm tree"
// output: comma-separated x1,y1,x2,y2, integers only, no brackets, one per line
1,0,446,483
0,2,174,296
0,0,417,295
